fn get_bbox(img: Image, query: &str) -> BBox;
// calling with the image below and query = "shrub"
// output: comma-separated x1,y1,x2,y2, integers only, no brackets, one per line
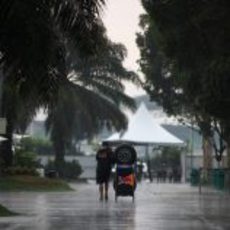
20,137,53,155
2,167,38,176
45,160,82,179
14,149,38,168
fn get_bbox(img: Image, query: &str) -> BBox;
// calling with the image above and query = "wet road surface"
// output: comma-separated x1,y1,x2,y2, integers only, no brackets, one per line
0,182,230,230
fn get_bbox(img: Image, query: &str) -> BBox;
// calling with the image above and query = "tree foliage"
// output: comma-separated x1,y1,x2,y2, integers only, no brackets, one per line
138,0,230,162
0,1,140,167
20,137,53,156
46,40,138,166
137,0,230,165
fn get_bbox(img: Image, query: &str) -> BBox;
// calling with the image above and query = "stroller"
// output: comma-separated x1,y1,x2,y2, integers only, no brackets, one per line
113,144,137,202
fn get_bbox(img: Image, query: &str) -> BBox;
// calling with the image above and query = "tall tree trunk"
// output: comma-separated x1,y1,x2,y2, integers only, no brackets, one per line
222,122,230,168
226,139,230,168
0,90,14,167
3,123,13,167
202,135,213,181
0,75,17,167
0,120,14,167
53,137,65,177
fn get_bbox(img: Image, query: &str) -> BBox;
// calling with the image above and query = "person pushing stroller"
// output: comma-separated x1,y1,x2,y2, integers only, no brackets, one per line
96,142,114,201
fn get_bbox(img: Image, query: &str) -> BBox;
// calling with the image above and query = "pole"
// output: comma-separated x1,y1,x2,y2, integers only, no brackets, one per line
145,144,153,182
190,122,194,175
180,147,186,183
199,168,202,194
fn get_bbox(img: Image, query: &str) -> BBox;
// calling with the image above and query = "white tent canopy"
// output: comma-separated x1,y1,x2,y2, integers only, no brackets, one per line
105,132,121,142
104,103,184,147
0,136,7,142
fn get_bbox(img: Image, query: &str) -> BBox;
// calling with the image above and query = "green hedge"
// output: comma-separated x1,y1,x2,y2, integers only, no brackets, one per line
45,160,82,179
2,166,38,176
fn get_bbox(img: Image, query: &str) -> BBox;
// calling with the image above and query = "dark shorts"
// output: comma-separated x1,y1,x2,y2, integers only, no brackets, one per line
96,168,111,184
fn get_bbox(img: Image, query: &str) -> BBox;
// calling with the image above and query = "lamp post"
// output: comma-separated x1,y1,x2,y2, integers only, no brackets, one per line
145,144,153,182
190,122,194,171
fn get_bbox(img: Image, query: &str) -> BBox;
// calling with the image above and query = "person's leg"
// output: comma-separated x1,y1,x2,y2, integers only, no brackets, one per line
99,184,103,201
104,182,109,201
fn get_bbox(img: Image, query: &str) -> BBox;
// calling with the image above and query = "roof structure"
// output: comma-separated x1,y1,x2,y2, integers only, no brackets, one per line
105,103,184,146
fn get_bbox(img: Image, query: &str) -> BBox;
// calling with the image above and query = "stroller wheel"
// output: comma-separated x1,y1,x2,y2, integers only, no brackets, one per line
115,144,137,164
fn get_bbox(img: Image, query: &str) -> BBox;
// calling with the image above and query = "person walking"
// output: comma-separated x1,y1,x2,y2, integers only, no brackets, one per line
96,142,113,201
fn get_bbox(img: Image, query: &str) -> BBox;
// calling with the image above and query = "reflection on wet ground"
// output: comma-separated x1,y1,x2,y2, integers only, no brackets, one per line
0,182,230,229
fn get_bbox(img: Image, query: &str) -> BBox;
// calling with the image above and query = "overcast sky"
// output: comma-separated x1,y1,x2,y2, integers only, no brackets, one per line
102,0,146,97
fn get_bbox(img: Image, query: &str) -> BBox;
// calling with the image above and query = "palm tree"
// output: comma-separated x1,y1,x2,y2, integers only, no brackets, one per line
46,40,140,173
0,1,142,173
0,0,106,166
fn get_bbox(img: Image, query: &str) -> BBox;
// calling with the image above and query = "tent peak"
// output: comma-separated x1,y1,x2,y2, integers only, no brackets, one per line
104,101,184,146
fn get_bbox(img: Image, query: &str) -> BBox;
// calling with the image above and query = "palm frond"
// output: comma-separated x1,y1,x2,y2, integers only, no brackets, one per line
68,81,128,131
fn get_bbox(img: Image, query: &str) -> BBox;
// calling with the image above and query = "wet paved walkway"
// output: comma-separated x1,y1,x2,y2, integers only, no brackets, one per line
0,181,230,230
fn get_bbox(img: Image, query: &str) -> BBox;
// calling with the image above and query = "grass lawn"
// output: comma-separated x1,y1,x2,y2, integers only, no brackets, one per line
0,175,73,192
0,204,16,216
